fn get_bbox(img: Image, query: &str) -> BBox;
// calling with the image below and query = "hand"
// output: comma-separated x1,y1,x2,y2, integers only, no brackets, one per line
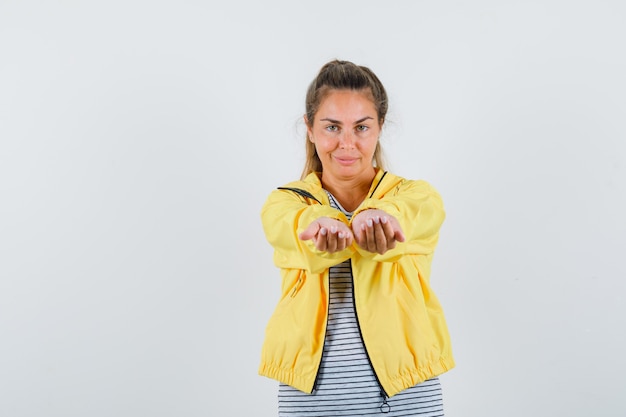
299,217,354,253
352,209,405,255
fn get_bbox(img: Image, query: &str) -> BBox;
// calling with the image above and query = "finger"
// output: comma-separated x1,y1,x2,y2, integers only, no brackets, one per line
382,216,405,244
353,224,365,248
316,227,328,251
339,230,350,251
352,220,364,245
357,227,367,249
389,218,405,243
299,222,320,240
372,217,388,254
338,230,353,251
379,217,397,251
345,230,354,248
326,226,338,253
365,218,376,252
380,216,396,243
335,231,345,252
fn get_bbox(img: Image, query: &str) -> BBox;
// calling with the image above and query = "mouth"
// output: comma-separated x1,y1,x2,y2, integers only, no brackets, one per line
334,156,358,166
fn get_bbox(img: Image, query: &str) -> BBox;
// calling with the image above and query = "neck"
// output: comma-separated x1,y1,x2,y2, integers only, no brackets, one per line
321,168,377,212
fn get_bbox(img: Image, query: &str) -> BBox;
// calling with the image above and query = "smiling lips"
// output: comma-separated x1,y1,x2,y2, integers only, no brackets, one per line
334,155,359,165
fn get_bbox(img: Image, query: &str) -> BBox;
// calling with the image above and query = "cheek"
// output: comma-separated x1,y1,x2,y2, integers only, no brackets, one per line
357,138,378,155
315,136,338,153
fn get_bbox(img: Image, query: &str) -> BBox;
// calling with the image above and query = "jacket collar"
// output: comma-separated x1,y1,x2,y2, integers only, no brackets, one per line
283,168,399,204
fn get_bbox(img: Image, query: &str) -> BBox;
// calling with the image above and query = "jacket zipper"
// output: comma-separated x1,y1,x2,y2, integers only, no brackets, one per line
306,179,391,402
311,270,329,392
311,266,391,406
290,275,303,297
277,187,322,204
349,259,390,408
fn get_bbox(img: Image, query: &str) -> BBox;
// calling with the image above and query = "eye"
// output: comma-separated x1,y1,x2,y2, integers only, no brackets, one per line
325,125,339,132
356,125,369,132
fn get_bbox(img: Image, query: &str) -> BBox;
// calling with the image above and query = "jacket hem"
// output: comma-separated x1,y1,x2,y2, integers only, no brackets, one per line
383,356,456,397
258,363,316,394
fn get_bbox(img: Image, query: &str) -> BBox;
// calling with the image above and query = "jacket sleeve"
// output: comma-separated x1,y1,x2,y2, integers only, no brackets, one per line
261,188,354,273
351,179,445,262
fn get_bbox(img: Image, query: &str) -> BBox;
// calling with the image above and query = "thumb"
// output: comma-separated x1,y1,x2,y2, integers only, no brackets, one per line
299,222,320,241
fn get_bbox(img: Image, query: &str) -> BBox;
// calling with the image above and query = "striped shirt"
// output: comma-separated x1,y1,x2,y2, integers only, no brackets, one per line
278,191,444,416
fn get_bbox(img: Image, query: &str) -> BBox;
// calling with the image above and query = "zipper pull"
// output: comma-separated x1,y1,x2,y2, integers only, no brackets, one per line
379,389,391,413
290,276,303,297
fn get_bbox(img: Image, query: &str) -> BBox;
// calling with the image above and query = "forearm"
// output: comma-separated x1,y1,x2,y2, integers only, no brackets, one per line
261,190,353,272
351,180,445,259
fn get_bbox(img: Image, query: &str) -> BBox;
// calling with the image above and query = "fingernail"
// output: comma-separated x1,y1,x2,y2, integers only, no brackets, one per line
320,228,327,236
367,219,373,227
330,226,337,233
338,232,344,238
381,216,388,224
374,216,380,224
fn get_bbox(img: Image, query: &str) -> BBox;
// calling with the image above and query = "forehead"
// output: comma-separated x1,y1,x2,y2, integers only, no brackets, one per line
316,89,376,119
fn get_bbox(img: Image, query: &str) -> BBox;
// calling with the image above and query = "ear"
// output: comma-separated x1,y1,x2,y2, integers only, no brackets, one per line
304,115,314,142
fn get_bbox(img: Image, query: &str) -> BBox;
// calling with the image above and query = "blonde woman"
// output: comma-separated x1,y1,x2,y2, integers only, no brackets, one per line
259,60,455,416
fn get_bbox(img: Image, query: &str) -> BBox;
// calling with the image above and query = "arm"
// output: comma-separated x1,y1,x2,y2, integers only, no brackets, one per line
261,188,354,273
350,179,445,262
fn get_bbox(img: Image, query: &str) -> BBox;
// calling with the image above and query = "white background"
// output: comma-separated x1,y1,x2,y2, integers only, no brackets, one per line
1,1,625,416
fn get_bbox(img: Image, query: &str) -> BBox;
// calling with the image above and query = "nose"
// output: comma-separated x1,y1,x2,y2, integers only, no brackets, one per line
339,130,355,149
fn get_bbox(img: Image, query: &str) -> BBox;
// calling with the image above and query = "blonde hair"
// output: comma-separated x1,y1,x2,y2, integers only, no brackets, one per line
301,60,388,179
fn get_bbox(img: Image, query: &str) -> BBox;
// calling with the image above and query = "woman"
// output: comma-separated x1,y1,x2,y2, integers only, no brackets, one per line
259,60,454,416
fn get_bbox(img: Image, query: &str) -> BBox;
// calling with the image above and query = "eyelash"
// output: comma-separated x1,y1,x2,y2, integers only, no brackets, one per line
325,125,369,132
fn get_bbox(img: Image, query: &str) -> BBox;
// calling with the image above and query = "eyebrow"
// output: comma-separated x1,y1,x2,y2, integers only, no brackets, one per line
319,116,375,124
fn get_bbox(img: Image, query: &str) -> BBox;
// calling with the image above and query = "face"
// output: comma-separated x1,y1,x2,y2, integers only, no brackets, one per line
307,89,381,184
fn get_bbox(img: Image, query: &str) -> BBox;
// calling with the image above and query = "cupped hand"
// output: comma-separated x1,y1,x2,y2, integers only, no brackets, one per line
352,209,405,254
299,217,354,253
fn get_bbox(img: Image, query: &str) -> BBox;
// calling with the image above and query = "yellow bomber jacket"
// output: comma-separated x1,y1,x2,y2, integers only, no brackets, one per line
258,169,455,397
